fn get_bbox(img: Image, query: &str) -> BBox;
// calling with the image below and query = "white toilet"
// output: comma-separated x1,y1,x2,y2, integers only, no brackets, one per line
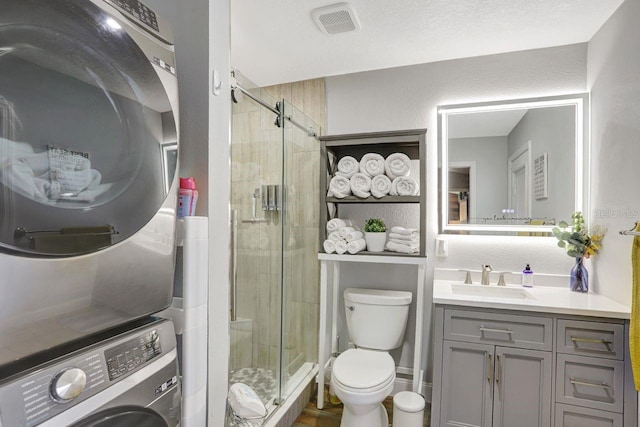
331,288,413,427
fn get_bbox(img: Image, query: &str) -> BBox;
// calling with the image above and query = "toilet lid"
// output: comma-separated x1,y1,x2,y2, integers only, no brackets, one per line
333,349,395,390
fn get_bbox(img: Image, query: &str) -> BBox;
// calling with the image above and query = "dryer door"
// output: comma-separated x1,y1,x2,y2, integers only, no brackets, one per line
0,0,178,256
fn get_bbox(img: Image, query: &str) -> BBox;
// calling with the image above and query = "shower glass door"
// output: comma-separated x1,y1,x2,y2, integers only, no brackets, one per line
230,89,320,413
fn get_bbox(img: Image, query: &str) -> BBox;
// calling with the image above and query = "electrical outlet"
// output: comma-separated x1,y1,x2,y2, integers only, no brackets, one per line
436,237,448,257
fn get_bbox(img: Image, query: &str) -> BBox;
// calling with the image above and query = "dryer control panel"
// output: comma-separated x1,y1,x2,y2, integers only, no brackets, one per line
0,319,175,427
107,0,159,31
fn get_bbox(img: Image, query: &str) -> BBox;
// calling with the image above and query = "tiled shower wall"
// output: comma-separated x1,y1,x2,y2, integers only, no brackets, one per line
230,79,325,386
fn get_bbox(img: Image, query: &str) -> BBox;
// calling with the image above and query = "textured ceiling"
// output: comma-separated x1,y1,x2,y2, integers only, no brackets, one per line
231,0,624,87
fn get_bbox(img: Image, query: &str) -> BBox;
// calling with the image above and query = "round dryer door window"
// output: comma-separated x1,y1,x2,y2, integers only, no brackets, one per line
0,0,178,256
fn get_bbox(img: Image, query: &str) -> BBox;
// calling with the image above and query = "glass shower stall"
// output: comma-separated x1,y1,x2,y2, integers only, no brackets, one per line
229,85,321,418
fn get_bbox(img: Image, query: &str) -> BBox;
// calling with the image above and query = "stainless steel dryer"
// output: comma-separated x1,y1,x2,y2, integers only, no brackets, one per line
0,318,180,427
0,0,180,371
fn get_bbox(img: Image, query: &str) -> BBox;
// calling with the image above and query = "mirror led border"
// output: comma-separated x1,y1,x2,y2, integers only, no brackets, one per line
438,93,589,234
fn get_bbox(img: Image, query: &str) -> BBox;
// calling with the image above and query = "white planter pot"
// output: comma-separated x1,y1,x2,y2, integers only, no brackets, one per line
364,232,387,252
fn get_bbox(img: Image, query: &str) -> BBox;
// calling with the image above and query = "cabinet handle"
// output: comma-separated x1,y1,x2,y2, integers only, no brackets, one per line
488,353,494,384
569,377,613,390
496,354,502,388
480,326,513,335
570,336,613,349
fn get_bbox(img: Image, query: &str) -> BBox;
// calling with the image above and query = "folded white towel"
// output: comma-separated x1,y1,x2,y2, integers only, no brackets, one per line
347,238,367,254
335,240,348,255
323,239,336,254
385,241,419,254
345,230,364,242
335,156,359,178
391,226,418,235
385,153,411,179
388,232,419,242
371,174,391,198
359,153,386,177
327,175,351,198
390,176,419,196
328,231,342,242
327,218,352,232
350,173,371,198
338,226,356,238
389,239,419,248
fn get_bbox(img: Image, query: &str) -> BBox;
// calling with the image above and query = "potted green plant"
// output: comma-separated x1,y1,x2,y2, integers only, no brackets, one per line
364,218,387,252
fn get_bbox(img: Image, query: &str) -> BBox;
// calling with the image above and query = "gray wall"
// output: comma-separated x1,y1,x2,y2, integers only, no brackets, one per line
327,43,588,376
588,0,640,302
507,106,575,221
449,136,508,221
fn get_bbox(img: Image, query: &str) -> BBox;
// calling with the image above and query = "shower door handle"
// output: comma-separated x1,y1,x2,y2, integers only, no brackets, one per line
230,209,238,321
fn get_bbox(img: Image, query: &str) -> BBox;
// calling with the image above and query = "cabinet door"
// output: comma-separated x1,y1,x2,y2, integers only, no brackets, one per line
440,341,494,427
492,347,552,427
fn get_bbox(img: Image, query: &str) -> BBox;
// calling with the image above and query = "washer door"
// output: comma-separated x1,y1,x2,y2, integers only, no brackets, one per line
0,0,178,256
70,406,169,427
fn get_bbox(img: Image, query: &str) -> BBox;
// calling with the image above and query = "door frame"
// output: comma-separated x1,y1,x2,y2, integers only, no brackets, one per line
508,141,532,219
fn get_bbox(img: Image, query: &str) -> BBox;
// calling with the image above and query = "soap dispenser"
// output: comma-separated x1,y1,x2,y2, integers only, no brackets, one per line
522,264,534,288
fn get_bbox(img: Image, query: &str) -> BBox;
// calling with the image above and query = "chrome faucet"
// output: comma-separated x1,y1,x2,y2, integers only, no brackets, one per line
481,264,493,285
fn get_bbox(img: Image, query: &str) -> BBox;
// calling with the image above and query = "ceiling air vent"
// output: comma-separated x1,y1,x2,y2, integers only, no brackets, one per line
312,3,360,35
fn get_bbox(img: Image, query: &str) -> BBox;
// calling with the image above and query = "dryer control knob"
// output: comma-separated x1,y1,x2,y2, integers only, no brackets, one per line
50,368,87,402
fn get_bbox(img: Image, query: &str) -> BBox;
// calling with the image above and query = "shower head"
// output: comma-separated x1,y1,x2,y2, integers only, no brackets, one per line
231,86,243,104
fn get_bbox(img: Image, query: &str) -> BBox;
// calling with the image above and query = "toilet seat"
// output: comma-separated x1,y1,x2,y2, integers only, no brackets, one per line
332,349,395,393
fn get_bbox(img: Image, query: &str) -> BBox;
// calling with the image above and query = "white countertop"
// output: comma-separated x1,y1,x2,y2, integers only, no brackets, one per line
433,280,631,319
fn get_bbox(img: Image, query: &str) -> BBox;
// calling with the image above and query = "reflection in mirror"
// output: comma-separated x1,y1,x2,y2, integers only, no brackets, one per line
439,94,588,235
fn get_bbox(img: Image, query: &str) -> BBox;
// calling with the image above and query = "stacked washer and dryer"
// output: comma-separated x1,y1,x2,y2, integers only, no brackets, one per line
0,0,182,425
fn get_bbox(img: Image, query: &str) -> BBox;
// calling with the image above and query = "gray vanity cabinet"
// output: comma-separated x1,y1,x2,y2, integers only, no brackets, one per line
435,309,552,427
431,305,637,427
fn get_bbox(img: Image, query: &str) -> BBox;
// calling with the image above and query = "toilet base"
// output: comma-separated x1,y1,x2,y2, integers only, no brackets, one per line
340,402,388,427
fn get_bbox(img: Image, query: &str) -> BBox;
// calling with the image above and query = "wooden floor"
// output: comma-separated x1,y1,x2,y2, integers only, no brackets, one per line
293,387,430,426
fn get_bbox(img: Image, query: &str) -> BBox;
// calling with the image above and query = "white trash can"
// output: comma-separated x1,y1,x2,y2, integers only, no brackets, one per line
393,391,425,426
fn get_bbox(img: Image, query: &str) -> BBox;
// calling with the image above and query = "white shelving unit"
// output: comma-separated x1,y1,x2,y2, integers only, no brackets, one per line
316,253,427,409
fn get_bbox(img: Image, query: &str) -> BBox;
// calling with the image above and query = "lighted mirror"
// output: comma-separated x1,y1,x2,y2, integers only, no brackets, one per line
439,94,588,235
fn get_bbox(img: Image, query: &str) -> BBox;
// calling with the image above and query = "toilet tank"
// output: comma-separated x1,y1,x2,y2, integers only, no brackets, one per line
344,288,412,351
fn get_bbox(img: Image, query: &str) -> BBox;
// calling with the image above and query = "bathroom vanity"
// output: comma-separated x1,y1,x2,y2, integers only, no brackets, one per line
431,281,637,427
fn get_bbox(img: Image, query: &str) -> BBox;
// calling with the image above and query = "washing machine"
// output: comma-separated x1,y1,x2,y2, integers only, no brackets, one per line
0,318,180,426
0,0,180,373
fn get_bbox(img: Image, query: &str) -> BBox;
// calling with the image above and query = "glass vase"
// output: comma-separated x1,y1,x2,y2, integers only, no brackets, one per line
570,257,589,292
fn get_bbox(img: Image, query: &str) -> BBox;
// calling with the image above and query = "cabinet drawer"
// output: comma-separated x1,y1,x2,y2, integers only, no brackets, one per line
557,319,624,360
556,354,625,413
555,403,623,427
443,309,552,351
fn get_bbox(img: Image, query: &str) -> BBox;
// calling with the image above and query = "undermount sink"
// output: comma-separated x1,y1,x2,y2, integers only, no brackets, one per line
451,283,534,300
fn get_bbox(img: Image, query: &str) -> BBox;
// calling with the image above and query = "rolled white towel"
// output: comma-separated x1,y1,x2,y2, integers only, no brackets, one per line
328,231,342,242
385,153,411,179
335,156,359,178
388,232,419,242
385,241,419,254
390,176,419,196
359,153,386,177
327,218,352,232
338,226,356,238
391,226,418,235
323,239,336,254
350,173,371,198
328,175,351,198
371,174,391,198
335,240,348,255
347,238,367,254
345,230,364,242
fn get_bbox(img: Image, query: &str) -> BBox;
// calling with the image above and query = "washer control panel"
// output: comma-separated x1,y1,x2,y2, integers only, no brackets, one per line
0,320,174,427
105,328,161,380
